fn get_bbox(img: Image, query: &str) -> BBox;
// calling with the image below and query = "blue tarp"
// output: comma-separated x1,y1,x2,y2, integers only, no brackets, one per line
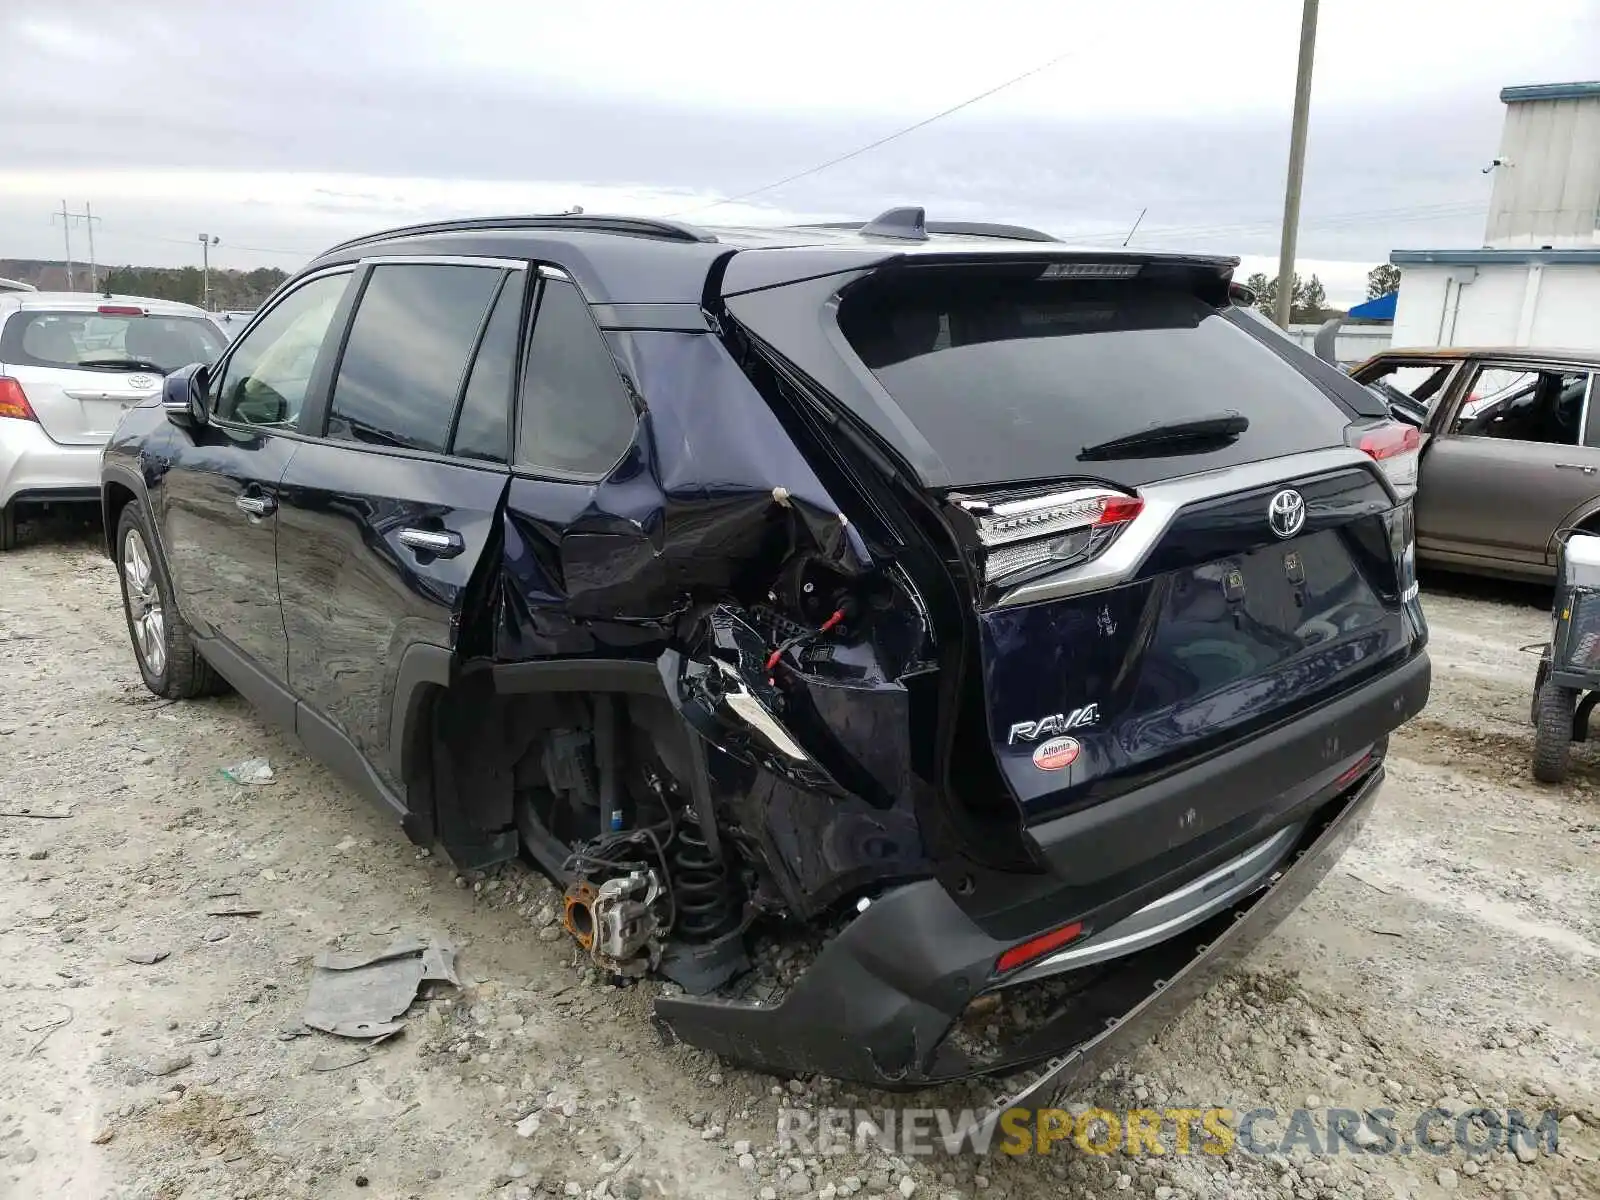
1348,291,1396,320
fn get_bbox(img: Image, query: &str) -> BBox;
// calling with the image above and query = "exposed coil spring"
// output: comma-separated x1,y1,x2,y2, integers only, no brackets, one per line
672,825,736,941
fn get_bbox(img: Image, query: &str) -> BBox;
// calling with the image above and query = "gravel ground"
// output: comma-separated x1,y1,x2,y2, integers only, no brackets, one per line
2,519,1597,1200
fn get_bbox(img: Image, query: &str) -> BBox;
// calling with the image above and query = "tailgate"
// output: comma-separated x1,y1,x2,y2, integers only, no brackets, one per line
5,364,162,445
981,466,1411,825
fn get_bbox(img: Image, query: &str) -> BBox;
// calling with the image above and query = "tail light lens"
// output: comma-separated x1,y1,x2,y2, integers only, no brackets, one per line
0,377,37,422
1349,420,1421,499
952,486,1144,585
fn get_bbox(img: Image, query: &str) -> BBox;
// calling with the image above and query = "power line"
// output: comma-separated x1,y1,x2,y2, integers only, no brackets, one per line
674,51,1072,217
1056,200,1485,247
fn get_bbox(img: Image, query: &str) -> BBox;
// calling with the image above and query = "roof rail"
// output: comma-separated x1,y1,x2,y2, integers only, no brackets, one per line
798,215,1059,243
317,213,718,258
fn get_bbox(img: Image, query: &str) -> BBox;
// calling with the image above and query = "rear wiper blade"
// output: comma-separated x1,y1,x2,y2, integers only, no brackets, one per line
1078,411,1249,461
77,358,167,374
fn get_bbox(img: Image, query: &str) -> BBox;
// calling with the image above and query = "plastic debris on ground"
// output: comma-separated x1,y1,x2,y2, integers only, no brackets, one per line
302,935,460,1041
219,757,274,785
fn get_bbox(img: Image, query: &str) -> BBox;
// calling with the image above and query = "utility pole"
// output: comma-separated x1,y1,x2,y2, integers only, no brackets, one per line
1274,0,1319,330
198,233,219,310
50,202,103,291
81,202,100,292
52,202,75,290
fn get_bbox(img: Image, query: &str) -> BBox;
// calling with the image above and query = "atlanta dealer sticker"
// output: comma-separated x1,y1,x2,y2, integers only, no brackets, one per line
1032,736,1081,771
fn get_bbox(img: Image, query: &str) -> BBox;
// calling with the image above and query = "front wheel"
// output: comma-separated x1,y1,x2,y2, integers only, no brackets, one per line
116,501,219,699
1532,682,1577,784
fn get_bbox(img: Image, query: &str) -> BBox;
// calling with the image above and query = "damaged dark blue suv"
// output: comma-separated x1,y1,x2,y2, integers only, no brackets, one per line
101,208,1429,1103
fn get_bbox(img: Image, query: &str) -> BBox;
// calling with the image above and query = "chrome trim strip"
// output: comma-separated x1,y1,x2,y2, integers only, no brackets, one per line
999,821,1303,986
358,254,528,270
538,265,574,281
993,446,1377,608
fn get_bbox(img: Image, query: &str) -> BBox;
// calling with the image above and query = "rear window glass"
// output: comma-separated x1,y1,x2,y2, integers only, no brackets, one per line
837,271,1355,487
0,310,225,374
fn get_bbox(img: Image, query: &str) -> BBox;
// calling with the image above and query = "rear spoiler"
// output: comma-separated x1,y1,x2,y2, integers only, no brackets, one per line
721,247,1241,300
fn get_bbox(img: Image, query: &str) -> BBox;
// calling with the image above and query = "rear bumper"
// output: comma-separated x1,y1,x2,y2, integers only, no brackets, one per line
0,419,102,508
654,650,1429,1088
657,762,1384,1088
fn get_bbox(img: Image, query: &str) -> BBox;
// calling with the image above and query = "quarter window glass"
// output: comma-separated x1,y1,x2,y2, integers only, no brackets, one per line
516,278,637,476
450,273,524,463
328,264,503,453
214,273,349,427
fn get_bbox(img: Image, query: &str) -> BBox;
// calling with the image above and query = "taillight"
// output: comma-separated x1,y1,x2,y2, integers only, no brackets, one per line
953,486,1145,585
0,377,36,422
97,304,147,316
1349,420,1421,499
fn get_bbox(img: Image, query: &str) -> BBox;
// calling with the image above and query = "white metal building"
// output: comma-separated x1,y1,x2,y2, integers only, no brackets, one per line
1390,81,1600,351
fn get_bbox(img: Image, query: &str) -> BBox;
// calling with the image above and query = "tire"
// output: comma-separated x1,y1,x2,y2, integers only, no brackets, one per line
1532,682,1576,784
116,501,219,699
0,502,16,552
1531,660,1550,726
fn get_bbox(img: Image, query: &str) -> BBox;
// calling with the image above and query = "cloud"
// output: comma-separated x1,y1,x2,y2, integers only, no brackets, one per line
3,0,1596,308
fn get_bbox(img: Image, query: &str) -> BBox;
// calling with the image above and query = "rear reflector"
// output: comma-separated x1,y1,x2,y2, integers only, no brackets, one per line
97,304,147,316
1349,421,1421,498
0,377,36,422
996,920,1085,974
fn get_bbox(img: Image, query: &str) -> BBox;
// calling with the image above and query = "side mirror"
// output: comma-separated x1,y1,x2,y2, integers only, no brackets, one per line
163,363,210,430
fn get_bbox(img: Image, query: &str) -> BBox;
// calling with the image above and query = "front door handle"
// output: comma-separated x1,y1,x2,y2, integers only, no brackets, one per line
397,528,465,559
1554,463,1598,475
235,493,277,518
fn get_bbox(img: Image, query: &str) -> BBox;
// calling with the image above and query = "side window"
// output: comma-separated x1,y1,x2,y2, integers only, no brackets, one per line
450,273,526,463
213,273,349,427
327,264,503,452
515,277,637,476
1453,367,1586,446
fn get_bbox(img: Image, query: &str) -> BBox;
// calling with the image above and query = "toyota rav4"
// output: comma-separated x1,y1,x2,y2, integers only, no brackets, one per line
100,209,1429,1102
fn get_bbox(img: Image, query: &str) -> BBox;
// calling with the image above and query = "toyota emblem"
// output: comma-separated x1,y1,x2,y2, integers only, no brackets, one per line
1268,489,1306,539
128,374,156,389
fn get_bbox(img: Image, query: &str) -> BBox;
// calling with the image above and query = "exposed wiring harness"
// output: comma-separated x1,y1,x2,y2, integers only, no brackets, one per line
764,608,847,680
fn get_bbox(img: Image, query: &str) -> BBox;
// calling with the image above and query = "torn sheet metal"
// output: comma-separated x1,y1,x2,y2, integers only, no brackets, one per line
302,936,459,1039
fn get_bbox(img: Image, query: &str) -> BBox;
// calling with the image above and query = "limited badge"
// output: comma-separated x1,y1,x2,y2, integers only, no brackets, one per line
1032,736,1081,771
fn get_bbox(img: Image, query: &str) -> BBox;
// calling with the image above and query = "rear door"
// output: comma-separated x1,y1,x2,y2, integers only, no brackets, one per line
276,258,522,783
0,305,226,444
1415,361,1599,570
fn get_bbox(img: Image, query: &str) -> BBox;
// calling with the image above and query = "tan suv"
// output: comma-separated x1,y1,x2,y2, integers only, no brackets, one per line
1352,346,1600,582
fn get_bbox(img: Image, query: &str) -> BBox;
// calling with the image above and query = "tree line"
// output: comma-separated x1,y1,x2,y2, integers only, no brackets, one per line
0,259,287,309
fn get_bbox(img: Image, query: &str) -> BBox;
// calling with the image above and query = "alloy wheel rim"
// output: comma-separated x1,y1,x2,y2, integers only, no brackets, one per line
123,529,167,676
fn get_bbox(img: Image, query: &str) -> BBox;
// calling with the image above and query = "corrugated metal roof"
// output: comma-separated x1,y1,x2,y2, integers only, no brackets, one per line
1391,248,1600,265
1500,81,1600,103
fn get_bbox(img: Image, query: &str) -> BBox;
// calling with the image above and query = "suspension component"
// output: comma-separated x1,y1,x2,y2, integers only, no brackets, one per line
672,824,737,941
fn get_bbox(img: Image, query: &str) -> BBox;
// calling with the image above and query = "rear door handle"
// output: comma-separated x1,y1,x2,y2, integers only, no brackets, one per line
1554,463,1598,475
397,528,465,559
235,493,276,517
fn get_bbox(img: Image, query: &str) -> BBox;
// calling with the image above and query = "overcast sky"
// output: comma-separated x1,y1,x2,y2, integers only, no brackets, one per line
3,0,1597,304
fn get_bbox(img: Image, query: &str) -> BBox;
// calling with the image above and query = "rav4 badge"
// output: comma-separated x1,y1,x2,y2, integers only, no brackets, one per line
1032,736,1081,771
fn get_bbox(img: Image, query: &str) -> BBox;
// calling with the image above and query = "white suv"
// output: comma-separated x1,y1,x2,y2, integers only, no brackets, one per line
0,293,227,549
